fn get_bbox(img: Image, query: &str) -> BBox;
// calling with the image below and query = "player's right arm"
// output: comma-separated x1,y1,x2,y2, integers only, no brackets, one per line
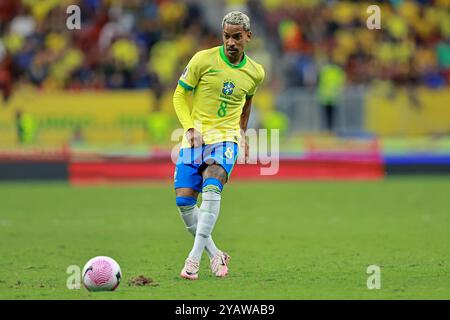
173,51,207,147
173,85,203,147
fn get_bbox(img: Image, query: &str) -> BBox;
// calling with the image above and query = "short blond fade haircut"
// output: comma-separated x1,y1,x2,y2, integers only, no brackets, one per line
222,11,251,32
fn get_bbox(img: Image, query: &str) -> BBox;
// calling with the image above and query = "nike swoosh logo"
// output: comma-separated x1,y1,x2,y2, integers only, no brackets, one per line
84,266,93,277
208,69,222,73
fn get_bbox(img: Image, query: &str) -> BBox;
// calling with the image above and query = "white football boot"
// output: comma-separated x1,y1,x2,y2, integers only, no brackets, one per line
180,257,200,280
210,251,230,278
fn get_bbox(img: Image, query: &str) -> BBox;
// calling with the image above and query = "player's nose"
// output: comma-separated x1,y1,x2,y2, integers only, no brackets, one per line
226,39,236,48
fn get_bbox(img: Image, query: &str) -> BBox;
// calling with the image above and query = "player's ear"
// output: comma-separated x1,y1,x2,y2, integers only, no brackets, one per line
246,31,252,42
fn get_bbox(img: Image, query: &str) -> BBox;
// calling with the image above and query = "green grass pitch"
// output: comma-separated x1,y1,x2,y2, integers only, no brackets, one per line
0,178,449,299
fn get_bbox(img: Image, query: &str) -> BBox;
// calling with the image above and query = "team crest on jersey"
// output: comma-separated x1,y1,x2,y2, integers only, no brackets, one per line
222,80,235,95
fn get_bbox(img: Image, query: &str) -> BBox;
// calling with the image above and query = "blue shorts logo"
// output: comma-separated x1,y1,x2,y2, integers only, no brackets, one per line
224,147,234,159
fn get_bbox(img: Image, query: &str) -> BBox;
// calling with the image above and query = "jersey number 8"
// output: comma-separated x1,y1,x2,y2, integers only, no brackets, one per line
218,101,227,117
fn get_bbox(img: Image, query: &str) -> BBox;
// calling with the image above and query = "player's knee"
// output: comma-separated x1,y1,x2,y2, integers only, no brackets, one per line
203,164,227,185
176,196,197,209
202,177,223,194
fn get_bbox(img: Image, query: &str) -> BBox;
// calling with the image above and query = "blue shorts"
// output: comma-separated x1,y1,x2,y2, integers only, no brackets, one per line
174,142,239,192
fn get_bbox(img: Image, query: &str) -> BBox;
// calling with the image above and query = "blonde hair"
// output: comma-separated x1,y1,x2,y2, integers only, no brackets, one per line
222,11,251,32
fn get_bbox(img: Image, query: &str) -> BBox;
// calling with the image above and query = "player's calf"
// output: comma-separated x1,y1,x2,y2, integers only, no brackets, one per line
188,177,223,261
176,194,221,258
176,196,198,236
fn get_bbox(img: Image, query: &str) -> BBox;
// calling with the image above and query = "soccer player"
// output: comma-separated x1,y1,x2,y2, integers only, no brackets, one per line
172,11,265,280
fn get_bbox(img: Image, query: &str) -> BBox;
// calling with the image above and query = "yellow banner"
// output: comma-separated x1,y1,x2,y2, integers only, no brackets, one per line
365,85,450,136
0,88,170,147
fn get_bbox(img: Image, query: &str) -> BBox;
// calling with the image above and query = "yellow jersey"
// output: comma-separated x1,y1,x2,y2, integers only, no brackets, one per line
177,45,265,148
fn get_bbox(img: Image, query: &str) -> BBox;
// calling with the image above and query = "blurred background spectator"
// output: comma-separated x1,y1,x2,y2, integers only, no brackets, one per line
0,0,449,144
0,0,448,95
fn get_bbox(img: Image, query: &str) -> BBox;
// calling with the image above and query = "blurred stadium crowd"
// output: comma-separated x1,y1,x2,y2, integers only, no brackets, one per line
0,0,449,103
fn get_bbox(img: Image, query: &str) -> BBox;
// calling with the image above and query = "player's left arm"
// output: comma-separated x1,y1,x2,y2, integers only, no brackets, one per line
239,96,252,162
240,97,252,132
240,66,265,161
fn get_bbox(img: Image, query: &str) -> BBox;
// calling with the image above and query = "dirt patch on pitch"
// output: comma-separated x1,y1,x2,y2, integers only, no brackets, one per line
128,275,159,287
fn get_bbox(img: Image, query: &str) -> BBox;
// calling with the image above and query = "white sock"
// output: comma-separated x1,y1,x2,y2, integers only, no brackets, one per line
178,204,219,258
189,191,221,261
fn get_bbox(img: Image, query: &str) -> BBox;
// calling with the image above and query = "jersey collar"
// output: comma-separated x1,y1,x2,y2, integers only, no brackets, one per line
219,45,247,69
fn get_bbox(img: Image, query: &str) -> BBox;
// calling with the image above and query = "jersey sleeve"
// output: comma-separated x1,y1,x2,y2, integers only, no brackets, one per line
178,51,205,91
173,84,194,130
246,65,265,98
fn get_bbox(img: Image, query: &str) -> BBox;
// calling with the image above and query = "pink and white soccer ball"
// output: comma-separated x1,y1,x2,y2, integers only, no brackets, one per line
82,256,122,292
